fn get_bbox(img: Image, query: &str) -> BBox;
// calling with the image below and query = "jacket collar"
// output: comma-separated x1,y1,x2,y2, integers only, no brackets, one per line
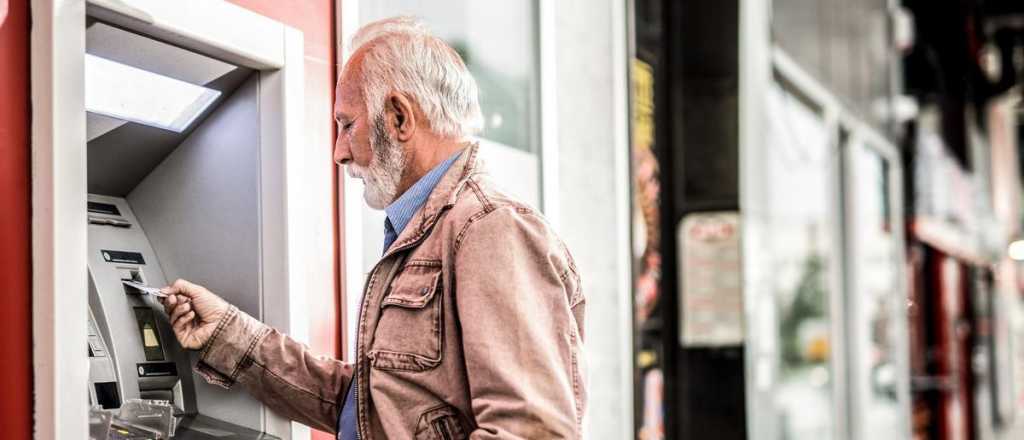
383,141,482,256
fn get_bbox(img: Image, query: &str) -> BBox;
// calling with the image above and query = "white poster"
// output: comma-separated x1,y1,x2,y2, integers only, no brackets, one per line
679,212,744,346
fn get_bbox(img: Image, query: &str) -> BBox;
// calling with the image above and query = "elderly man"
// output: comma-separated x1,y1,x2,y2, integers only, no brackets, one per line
159,16,586,439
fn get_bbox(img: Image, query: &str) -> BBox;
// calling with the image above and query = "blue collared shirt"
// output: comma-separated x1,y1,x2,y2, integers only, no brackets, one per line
383,150,463,252
338,149,463,440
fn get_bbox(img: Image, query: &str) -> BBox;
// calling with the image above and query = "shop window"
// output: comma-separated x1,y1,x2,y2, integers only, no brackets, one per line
763,79,837,440
847,138,905,437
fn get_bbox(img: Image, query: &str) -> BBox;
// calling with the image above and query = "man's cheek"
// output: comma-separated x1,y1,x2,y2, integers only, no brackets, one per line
355,147,373,167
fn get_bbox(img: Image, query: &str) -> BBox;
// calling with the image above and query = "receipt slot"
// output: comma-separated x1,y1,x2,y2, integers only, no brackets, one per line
80,2,309,438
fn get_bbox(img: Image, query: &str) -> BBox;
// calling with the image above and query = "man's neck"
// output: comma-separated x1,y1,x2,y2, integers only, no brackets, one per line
395,137,465,197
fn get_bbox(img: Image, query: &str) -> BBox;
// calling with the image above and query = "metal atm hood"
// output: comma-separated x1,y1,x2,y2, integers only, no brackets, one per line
85,19,254,197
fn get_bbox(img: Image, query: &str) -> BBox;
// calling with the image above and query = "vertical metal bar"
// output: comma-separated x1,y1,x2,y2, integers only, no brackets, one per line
613,0,638,437
538,0,561,229
739,0,774,438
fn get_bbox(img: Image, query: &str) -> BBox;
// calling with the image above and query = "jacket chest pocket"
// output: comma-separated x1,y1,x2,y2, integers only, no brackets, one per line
369,261,444,372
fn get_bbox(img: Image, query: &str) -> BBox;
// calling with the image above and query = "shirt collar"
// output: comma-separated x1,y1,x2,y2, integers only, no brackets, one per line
384,150,464,237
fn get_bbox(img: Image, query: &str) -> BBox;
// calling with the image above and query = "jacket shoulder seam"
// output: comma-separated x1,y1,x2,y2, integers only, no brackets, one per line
451,204,539,255
466,177,494,212
453,208,495,254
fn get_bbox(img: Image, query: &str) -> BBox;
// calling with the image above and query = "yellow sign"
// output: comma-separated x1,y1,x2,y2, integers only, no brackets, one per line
632,59,655,151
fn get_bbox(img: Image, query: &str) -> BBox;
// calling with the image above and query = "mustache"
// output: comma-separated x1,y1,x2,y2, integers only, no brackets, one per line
346,164,366,179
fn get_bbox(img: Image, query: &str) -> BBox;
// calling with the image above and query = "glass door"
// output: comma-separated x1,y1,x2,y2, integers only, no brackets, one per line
746,77,842,440
843,133,911,439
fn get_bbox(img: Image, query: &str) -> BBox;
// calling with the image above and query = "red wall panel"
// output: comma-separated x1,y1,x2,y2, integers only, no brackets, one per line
0,0,35,437
226,0,335,61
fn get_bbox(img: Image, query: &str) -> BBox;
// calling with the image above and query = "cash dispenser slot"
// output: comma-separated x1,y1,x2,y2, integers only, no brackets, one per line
95,382,122,410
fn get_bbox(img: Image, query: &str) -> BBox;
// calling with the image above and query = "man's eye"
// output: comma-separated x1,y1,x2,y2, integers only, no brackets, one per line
342,122,353,131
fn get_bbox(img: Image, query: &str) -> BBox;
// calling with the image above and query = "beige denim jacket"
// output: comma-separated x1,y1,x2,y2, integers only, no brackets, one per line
194,144,587,439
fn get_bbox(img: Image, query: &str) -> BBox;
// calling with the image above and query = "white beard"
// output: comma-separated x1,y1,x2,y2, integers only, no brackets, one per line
346,115,408,210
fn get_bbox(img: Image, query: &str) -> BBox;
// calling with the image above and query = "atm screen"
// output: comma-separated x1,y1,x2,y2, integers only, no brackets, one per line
133,307,165,362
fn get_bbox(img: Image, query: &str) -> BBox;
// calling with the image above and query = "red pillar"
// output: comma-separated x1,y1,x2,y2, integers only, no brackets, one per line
0,0,36,437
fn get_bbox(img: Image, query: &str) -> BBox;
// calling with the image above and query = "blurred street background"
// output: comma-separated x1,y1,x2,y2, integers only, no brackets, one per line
627,1,1024,439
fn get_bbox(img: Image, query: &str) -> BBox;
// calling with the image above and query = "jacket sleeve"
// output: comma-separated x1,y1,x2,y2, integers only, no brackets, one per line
453,207,586,439
194,305,352,434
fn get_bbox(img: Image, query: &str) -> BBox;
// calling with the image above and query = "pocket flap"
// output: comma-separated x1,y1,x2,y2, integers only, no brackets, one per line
382,263,441,309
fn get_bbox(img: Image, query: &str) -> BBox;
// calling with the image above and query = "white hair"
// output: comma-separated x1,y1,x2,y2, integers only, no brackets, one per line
349,16,483,139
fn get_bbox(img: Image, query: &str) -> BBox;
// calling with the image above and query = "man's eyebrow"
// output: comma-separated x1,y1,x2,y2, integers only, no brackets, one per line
337,111,364,125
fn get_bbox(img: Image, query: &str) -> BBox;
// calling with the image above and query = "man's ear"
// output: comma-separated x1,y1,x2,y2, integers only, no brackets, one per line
386,92,417,142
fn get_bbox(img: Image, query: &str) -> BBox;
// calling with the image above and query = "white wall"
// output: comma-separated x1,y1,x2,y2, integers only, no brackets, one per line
551,0,634,437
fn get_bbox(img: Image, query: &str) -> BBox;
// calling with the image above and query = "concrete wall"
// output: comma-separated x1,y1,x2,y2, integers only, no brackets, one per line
551,0,634,437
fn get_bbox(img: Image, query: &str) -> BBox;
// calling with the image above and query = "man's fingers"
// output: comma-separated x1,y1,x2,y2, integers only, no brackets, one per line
162,293,178,312
173,310,194,329
169,301,192,324
162,294,193,321
173,311,195,334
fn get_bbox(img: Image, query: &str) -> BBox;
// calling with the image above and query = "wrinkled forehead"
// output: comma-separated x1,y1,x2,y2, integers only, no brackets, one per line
335,49,368,115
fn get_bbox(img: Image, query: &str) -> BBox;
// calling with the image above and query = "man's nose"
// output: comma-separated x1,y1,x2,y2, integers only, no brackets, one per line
333,138,352,165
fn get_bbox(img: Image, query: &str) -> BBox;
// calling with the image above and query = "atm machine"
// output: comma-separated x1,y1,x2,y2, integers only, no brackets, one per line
83,15,289,440
88,196,274,439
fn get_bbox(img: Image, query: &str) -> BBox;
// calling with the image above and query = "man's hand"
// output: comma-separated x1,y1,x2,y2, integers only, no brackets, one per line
159,279,230,350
